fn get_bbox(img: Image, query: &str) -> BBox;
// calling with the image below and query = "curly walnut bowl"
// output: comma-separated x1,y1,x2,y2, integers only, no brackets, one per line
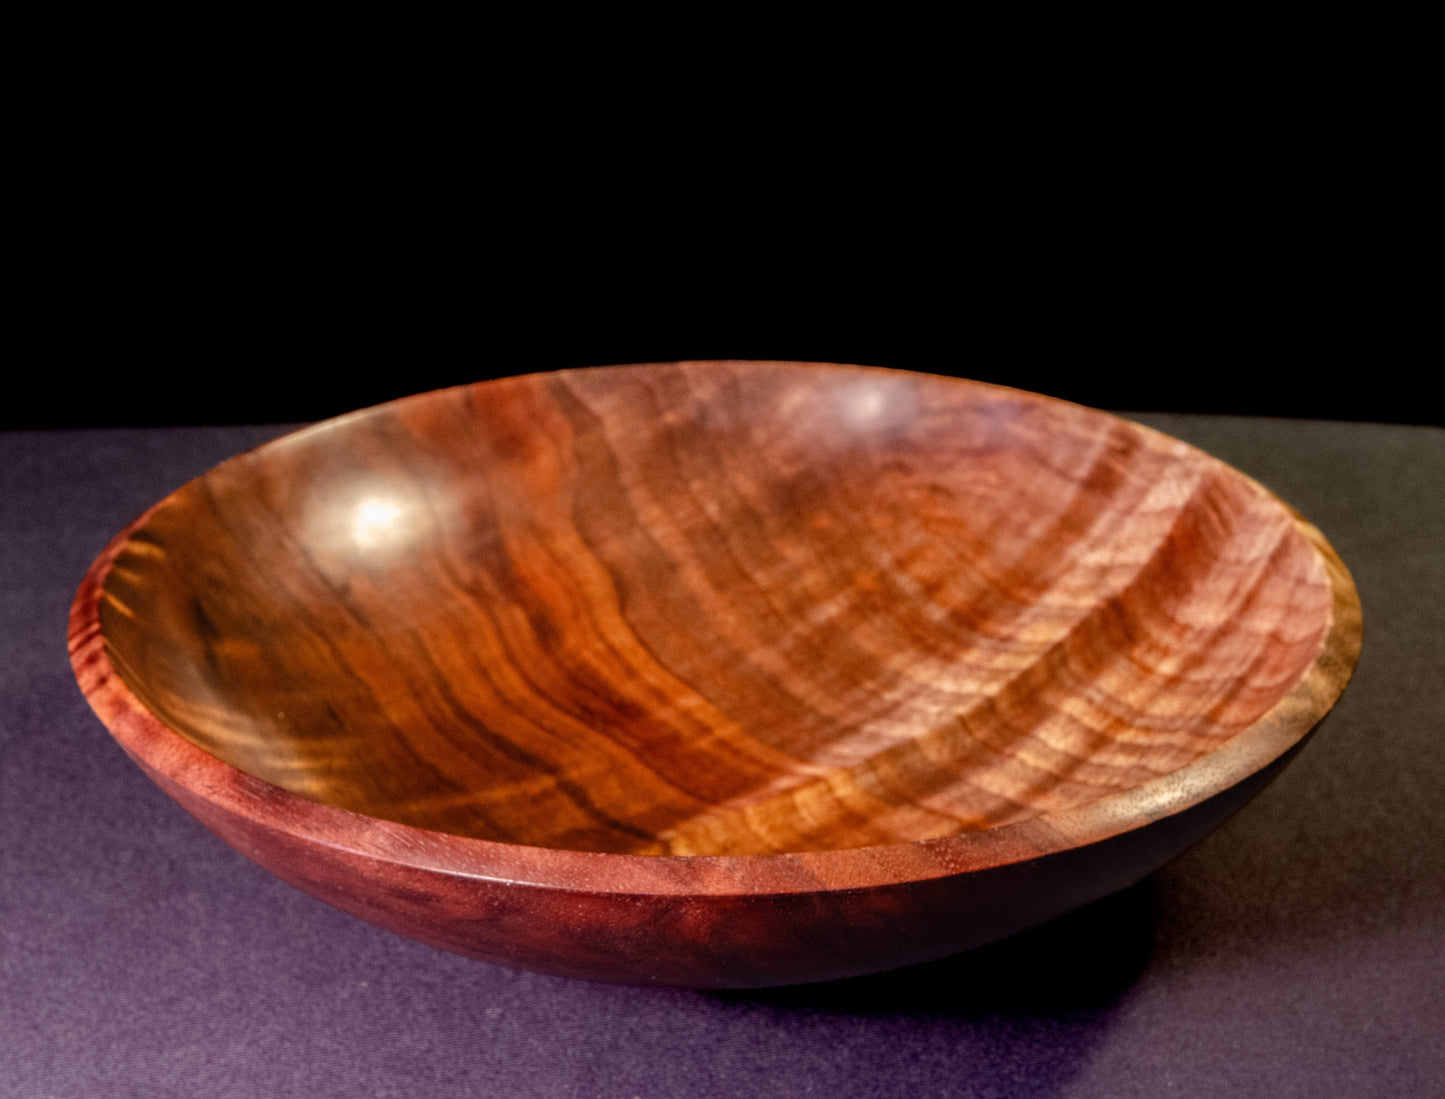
70,362,1361,987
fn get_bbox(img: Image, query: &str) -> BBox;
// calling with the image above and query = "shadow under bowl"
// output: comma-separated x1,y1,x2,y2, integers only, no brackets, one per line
70,362,1361,987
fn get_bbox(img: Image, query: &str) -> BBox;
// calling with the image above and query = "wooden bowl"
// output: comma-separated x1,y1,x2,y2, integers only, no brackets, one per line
70,362,1361,987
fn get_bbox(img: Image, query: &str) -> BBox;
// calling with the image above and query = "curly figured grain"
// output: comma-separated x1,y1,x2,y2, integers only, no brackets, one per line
91,363,1345,861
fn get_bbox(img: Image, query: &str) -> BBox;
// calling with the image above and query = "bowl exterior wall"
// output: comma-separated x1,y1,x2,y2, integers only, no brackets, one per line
124,740,1301,987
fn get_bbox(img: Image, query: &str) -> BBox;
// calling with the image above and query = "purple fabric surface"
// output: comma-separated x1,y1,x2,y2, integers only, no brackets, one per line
2,417,1441,1098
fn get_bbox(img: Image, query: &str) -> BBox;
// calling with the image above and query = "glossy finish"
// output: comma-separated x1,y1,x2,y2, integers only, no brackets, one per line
70,362,1362,986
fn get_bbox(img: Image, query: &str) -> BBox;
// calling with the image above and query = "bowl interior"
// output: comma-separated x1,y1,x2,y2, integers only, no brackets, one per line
98,363,1335,856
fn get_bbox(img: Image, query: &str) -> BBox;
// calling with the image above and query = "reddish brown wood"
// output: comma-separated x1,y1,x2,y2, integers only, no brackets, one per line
69,362,1362,986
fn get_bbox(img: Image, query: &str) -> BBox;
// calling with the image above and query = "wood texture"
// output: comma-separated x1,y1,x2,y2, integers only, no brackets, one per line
70,362,1362,985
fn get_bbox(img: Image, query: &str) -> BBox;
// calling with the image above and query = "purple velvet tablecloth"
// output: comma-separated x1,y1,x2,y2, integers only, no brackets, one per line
3,415,1441,1098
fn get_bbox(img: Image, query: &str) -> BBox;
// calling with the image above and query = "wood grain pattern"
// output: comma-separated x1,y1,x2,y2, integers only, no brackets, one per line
70,362,1362,985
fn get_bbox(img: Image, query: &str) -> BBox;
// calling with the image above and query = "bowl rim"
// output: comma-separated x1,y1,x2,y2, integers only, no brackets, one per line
68,363,1364,898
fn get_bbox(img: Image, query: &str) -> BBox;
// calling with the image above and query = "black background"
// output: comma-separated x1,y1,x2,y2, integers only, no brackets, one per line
14,63,1432,431
18,235,1430,429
